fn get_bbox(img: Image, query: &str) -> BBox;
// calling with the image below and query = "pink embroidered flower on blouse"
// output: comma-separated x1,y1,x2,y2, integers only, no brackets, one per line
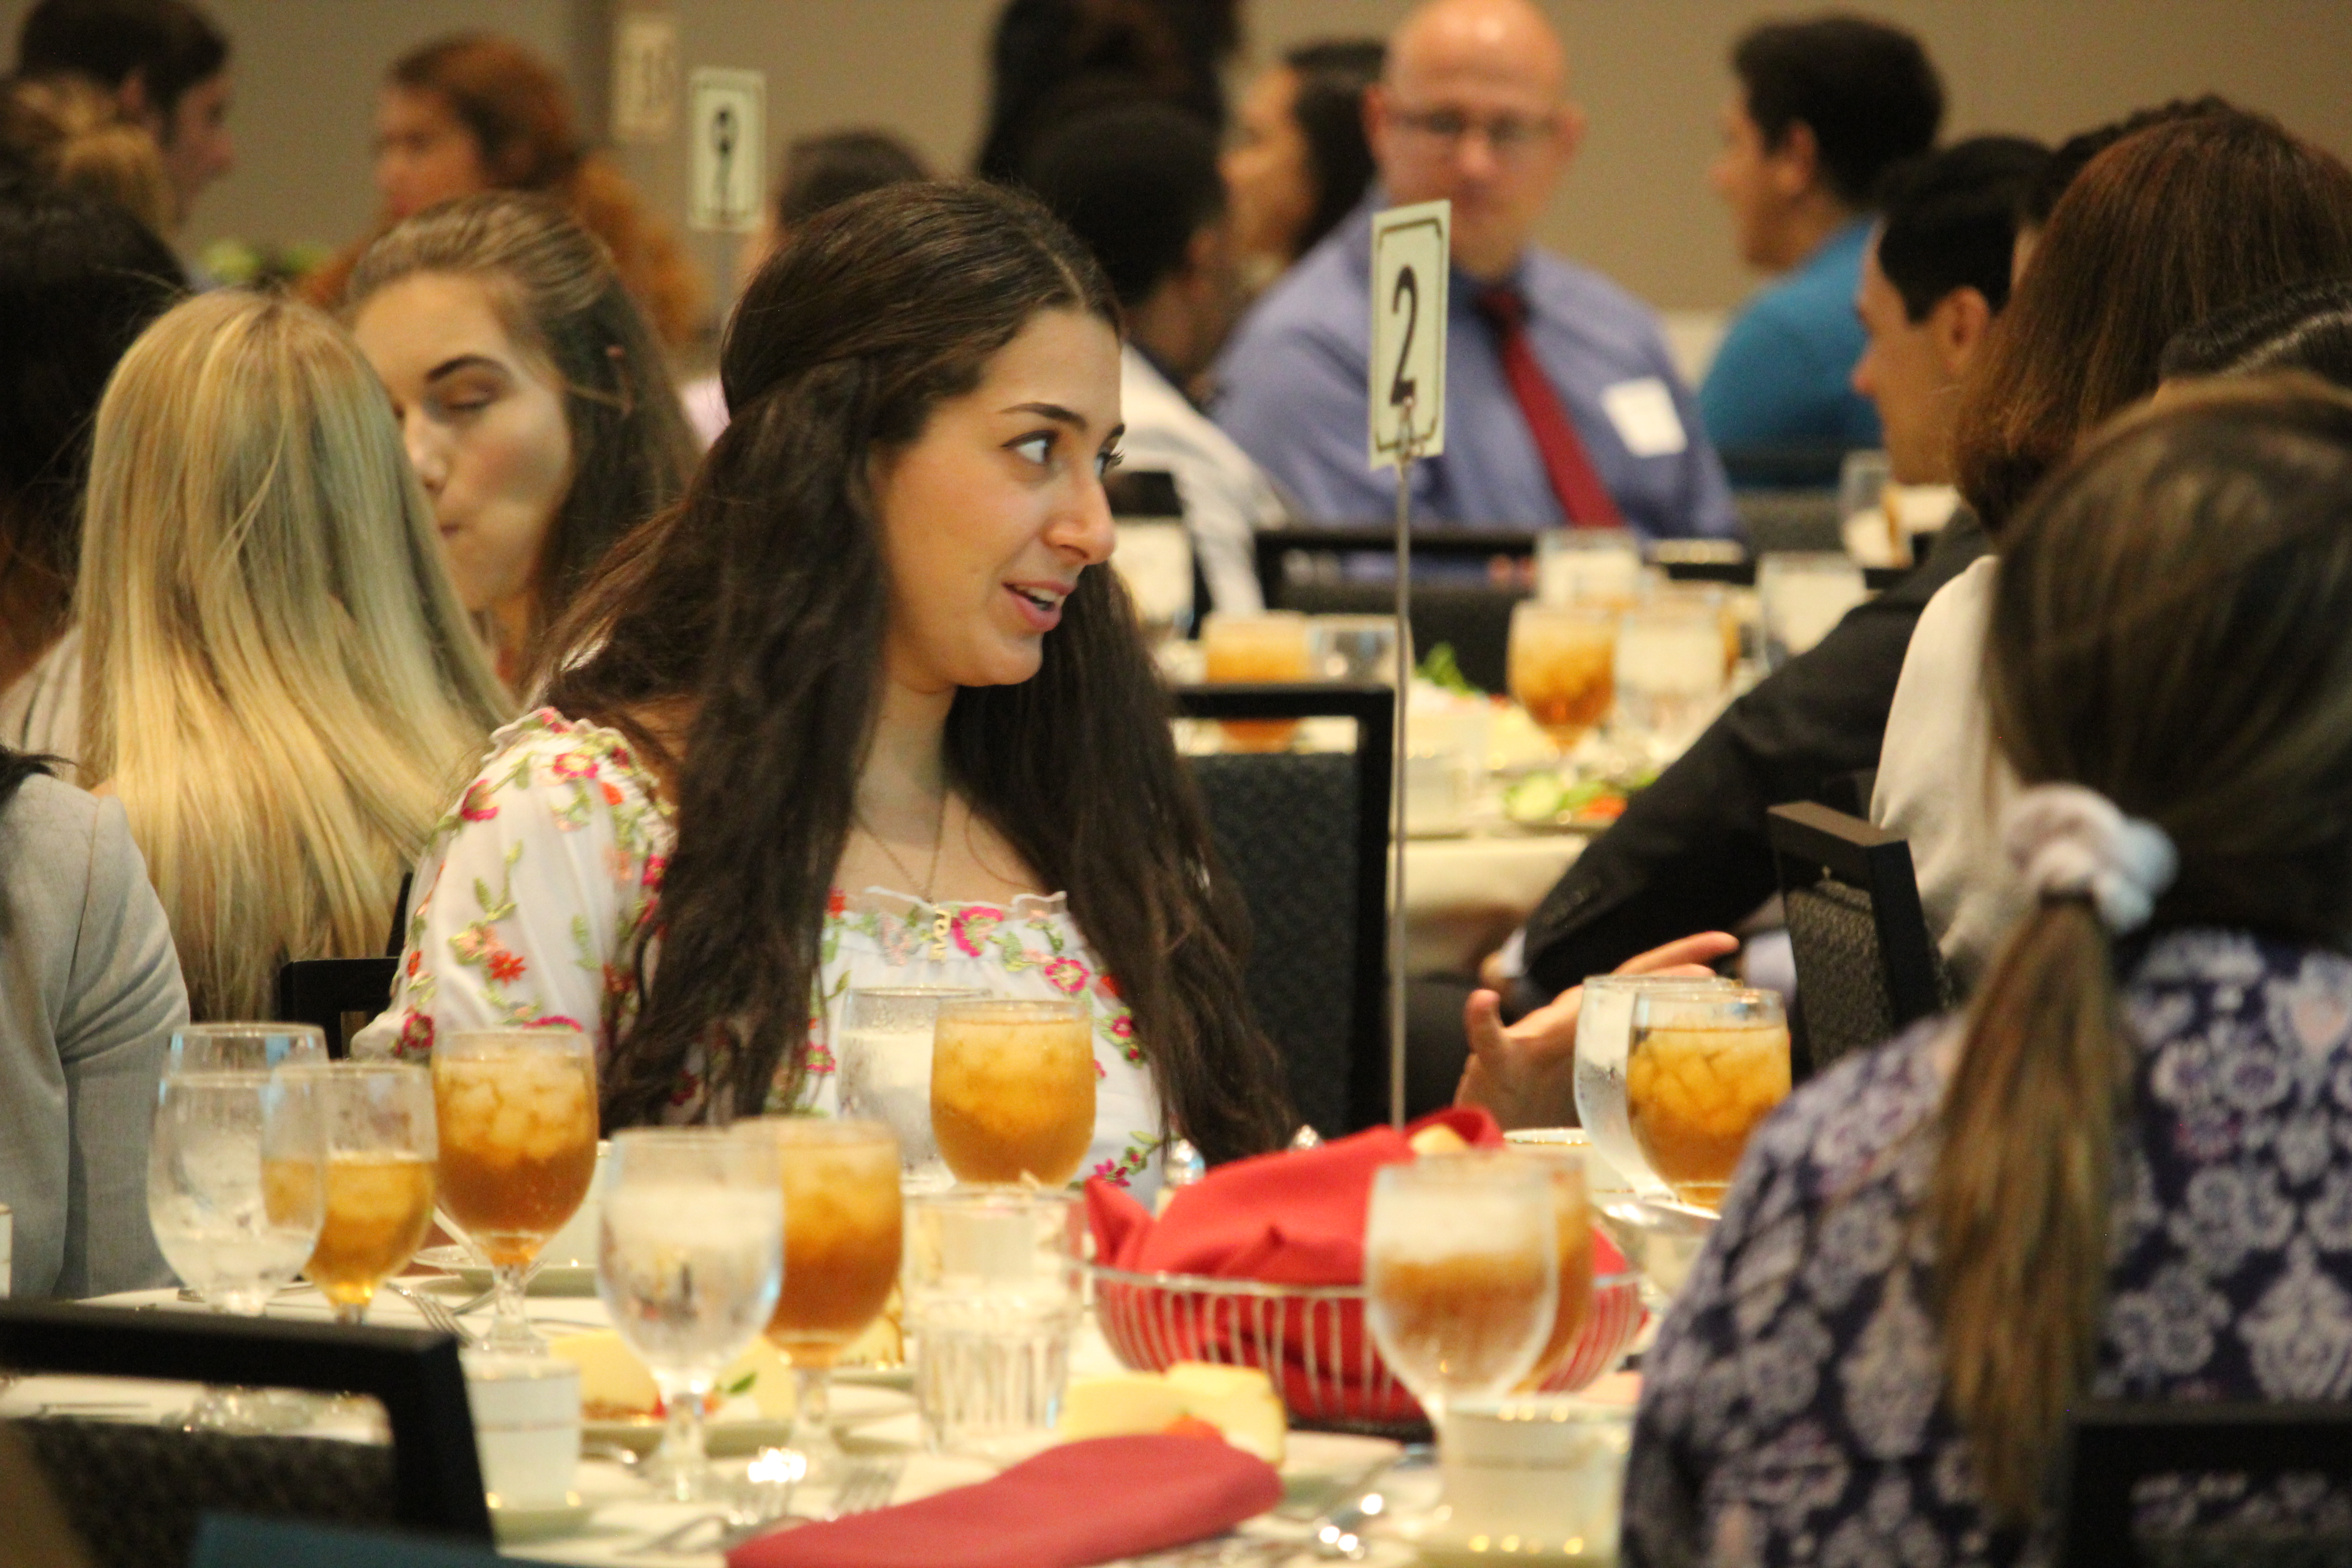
642,854,670,892
458,779,499,822
1091,1156,1133,1187
803,1042,837,1075
525,1014,586,1031
450,925,493,963
1110,1015,1135,1040
950,906,1004,956
549,749,598,781
396,1011,434,1058
1043,956,1090,995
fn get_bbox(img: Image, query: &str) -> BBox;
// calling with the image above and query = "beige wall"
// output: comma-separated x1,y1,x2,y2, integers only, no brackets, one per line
7,0,2350,318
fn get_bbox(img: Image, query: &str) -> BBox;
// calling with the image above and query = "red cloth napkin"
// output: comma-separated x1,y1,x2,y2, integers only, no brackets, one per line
1086,1108,1640,1424
725,1435,1281,1568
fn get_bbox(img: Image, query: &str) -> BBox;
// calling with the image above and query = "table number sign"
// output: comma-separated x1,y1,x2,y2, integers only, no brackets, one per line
688,68,766,234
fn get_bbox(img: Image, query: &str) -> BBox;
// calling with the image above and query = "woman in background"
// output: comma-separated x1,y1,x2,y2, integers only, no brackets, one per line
0,74,175,240
304,32,702,349
1629,381,2352,1563
1221,38,1383,293
77,290,509,1021
347,194,697,690
0,181,181,764
367,181,1294,1192
0,744,180,1298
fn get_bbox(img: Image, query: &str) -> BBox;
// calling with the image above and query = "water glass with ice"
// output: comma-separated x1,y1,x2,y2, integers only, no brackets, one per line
1572,975,1740,1197
149,1067,327,1314
597,1127,784,1500
838,987,984,1191
902,1188,1083,1462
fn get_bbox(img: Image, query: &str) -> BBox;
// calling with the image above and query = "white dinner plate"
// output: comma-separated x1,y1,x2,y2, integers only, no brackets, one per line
413,1245,600,1298
583,1382,916,1456
1279,1431,1403,1511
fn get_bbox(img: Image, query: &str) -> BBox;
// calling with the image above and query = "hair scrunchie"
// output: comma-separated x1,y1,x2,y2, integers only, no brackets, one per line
2001,783,2179,933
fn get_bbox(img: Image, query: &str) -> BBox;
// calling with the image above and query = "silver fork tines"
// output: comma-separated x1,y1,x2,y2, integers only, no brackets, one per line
383,1282,479,1348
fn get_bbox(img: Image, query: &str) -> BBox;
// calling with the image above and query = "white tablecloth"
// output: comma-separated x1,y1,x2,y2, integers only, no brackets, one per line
59,1287,1415,1566
1402,831,1587,977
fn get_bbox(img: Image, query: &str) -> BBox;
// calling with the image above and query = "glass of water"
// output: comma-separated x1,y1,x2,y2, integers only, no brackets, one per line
1612,601,1729,762
1757,552,1867,667
902,1188,1083,1462
836,987,983,1192
1572,975,1740,1197
596,1127,784,1501
149,1067,328,1315
167,1022,328,1075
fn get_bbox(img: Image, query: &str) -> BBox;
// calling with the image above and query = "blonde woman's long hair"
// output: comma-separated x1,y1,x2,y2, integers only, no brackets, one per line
77,290,512,1020
1933,379,2352,1521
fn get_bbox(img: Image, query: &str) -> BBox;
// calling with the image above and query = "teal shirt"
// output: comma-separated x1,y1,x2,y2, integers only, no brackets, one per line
1698,218,1880,488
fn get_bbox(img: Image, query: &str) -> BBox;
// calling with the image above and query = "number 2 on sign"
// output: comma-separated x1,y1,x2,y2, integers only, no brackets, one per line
1368,200,1448,467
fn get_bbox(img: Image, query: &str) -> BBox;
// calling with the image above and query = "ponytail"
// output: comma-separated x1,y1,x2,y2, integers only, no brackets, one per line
1931,896,2133,1519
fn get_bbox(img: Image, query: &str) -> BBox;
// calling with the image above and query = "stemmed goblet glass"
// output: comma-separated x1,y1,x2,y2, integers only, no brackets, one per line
597,1127,784,1502
431,1028,599,1352
1364,1153,1558,1436
277,1062,438,1325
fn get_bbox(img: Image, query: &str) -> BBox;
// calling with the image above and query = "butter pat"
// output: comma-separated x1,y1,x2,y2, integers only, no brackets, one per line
1058,1373,1189,1440
1166,1361,1286,1466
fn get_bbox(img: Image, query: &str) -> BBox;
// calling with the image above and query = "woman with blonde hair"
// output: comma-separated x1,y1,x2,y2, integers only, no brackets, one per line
78,289,510,1021
1627,381,2352,1562
304,32,701,349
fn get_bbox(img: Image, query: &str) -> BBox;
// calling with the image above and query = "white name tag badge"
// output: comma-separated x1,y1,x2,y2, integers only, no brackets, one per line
1369,200,1450,469
1601,377,1687,457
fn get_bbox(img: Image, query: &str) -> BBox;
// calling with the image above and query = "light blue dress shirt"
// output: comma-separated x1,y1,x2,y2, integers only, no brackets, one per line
1697,217,1881,488
1210,198,1739,540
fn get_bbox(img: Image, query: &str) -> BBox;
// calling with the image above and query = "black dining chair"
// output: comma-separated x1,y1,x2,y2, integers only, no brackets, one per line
2056,1401,2352,1566
1174,682,1393,1136
0,1302,490,1568
1766,800,1950,1080
271,872,411,1060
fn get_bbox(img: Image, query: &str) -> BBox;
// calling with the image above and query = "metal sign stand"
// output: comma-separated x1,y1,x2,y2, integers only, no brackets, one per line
1388,404,1423,1128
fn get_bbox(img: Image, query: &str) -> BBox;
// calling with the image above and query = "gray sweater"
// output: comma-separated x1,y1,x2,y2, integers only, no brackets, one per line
0,773,181,1297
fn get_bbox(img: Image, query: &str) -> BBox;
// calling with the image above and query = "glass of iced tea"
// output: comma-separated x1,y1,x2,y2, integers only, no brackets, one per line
272,1063,437,1325
1508,601,1620,748
1508,1143,1595,1392
751,1117,903,1476
1626,988,1791,1211
930,998,1096,1186
1201,610,1314,751
432,1028,599,1352
1364,1153,1558,1433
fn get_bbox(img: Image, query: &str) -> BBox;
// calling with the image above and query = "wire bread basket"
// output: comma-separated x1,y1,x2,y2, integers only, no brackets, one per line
1086,1261,1645,1439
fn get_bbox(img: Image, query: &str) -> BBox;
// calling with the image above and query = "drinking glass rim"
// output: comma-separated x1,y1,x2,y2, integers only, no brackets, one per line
1631,988,1786,1027
845,985,989,1001
1511,600,1619,623
741,1113,899,1149
905,1184,1082,1216
1372,1149,1555,1191
436,1026,593,1054
932,997,1089,1023
1580,974,1739,994
278,1060,428,1081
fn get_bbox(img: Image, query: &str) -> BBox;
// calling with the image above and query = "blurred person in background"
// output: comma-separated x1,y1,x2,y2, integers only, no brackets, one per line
0,181,182,764
304,33,702,351
346,194,698,691
13,0,230,233
0,743,181,1298
1874,109,2352,995
76,291,510,1023
1215,0,1736,539
1630,379,2352,1564
1222,38,1382,296
1438,137,2042,1123
976,0,1236,184
1025,101,1283,613
683,127,932,447
1699,14,1942,488
0,74,174,237
363,182,1295,1189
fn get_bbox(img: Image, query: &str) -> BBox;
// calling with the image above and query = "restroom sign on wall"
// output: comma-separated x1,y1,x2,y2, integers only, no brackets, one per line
688,68,764,233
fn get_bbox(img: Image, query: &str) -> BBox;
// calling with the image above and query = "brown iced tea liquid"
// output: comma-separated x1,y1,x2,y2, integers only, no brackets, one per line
930,1010,1095,1186
432,1052,597,1266
1368,1249,1553,1392
1626,1023,1791,1209
274,1154,436,1307
1519,1179,1596,1388
766,1138,902,1368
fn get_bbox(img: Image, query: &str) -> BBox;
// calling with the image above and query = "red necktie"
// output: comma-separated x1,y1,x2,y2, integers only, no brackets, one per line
1474,283,1624,528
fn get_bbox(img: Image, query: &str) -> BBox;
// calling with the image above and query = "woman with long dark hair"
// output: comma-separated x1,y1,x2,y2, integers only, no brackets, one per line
361,181,1294,1188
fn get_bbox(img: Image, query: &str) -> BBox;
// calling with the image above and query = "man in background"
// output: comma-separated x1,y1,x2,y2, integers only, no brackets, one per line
1213,0,1736,541
1699,15,1941,488
1024,101,1283,613
15,0,231,232
1444,136,2044,1123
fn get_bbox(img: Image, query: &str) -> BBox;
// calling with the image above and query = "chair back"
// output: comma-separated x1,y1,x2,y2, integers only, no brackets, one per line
1766,800,1948,1079
1175,683,1392,1135
0,1302,490,1568
2057,1401,2352,1566
273,959,397,1061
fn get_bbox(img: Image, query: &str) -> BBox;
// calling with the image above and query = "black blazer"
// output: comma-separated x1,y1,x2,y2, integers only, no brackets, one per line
1519,512,1989,998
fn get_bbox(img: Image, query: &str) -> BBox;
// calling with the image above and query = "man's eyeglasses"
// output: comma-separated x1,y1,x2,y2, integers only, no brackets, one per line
1390,106,1558,159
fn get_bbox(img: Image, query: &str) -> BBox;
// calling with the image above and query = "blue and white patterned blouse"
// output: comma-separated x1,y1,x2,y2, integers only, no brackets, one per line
1625,927,2352,1568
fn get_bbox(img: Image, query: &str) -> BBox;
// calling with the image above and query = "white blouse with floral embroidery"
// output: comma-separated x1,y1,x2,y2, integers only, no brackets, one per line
353,710,1165,1200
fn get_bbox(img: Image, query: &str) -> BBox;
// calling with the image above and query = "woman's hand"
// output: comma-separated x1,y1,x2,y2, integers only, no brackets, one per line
1453,931,1742,1132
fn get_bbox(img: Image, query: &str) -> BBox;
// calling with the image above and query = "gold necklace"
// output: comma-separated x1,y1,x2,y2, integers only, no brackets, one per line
853,791,949,903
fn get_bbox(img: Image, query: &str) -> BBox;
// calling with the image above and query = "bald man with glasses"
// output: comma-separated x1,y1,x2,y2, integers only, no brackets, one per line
1213,0,1737,541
